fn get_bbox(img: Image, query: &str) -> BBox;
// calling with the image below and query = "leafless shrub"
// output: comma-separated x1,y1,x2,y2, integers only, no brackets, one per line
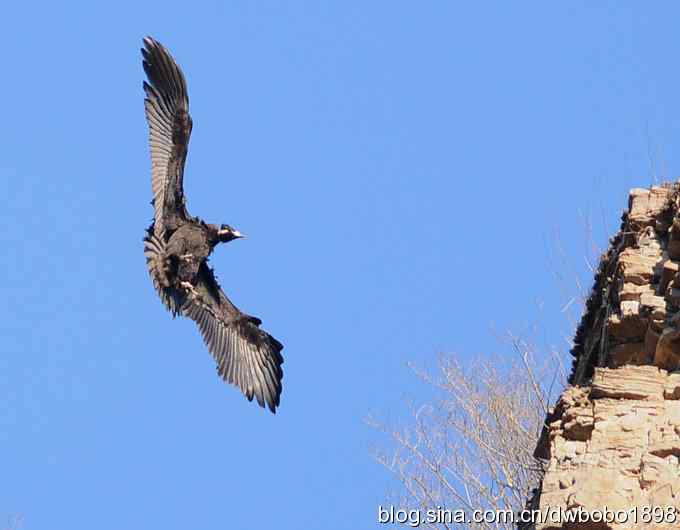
368,336,566,529
3,515,23,530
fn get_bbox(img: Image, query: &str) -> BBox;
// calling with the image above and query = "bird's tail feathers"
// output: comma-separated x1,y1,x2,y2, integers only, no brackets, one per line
144,232,183,316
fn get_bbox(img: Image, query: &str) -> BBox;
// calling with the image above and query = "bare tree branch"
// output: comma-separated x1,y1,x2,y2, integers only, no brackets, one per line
369,344,565,529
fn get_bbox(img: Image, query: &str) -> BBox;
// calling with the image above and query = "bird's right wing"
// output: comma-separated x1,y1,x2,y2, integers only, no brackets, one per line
181,263,285,413
142,36,192,235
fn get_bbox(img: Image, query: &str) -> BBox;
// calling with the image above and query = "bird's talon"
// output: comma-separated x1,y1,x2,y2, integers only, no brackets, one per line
180,281,198,296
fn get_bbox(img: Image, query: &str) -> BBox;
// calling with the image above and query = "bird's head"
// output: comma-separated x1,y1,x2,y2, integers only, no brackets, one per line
214,223,245,243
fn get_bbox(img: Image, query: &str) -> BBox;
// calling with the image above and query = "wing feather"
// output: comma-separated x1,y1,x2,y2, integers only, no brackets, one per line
181,264,284,413
142,36,192,235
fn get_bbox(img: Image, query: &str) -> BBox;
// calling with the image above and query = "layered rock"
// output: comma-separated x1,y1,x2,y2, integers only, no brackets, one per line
570,186,678,385
538,366,680,529
534,185,680,529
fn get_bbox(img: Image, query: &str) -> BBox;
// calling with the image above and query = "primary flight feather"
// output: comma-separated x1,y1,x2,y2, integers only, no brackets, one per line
141,36,284,413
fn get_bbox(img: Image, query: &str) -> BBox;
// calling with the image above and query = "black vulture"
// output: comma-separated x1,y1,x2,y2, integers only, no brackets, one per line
141,37,284,413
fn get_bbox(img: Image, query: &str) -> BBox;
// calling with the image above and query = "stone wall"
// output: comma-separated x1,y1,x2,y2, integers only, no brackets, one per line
570,186,678,385
538,366,680,529
534,185,680,529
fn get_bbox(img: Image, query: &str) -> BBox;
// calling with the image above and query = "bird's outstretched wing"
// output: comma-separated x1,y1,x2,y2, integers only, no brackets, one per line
142,36,192,235
181,263,284,413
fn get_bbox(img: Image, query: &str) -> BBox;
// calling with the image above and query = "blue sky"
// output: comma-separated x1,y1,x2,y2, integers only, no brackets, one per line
2,2,680,528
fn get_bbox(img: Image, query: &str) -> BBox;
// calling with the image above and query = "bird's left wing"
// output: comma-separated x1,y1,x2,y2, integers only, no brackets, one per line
181,263,284,413
142,36,192,235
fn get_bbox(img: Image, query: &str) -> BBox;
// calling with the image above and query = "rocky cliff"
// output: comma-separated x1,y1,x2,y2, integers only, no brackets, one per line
533,185,680,529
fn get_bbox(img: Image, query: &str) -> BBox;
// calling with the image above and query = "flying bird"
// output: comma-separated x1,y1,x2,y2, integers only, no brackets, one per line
141,36,284,413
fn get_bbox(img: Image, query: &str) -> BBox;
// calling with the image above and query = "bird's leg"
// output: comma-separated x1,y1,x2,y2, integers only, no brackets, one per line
180,281,198,298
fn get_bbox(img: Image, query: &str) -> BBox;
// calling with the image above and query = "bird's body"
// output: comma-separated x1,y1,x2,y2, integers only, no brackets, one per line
141,37,284,413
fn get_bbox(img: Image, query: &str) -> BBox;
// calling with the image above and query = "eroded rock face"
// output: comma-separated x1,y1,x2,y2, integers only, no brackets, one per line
570,185,680,384
538,366,680,530
535,186,680,529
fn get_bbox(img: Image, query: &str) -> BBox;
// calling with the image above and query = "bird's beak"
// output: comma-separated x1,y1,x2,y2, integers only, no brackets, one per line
219,228,245,239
